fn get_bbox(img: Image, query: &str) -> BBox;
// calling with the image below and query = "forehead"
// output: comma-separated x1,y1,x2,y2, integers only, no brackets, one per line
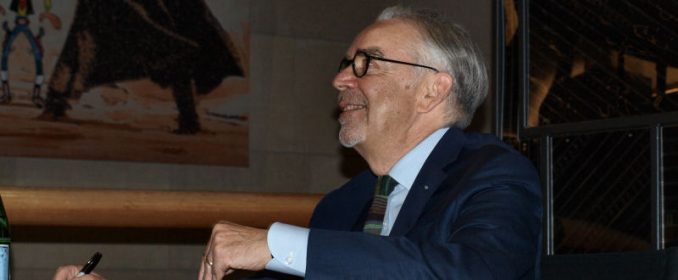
348,19,423,57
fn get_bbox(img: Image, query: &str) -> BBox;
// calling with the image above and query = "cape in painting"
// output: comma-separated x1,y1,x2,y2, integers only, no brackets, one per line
0,0,249,166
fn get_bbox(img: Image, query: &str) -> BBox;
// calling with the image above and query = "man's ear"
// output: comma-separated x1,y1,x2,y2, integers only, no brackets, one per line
417,72,453,113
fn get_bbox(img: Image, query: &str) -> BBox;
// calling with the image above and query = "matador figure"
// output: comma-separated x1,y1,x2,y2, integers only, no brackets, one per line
0,0,60,107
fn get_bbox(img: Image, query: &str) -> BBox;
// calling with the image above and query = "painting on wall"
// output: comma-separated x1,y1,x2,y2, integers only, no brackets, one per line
0,0,250,166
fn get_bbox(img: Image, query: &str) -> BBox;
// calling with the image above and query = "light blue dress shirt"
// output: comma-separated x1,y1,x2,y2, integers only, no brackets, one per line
265,127,450,277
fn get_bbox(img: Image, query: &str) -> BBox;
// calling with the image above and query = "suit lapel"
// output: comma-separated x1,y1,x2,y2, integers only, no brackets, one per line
340,171,377,231
389,128,465,236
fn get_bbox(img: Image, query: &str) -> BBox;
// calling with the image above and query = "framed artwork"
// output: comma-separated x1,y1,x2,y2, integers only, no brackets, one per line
0,0,249,166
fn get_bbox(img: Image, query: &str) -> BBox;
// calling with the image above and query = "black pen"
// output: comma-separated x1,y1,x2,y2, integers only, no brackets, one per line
76,252,102,277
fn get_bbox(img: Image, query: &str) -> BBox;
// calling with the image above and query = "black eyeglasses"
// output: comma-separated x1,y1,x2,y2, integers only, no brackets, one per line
338,50,439,78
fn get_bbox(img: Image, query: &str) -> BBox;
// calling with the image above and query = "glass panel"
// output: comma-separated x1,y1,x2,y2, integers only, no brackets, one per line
665,126,678,247
553,130,651,254
501,0,522,139
528,1,678,127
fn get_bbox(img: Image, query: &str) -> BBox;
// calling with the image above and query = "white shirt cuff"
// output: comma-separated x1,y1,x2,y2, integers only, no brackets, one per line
265,222,308,277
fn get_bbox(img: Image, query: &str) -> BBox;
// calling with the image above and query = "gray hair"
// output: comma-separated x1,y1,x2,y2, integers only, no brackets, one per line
377,6,488,129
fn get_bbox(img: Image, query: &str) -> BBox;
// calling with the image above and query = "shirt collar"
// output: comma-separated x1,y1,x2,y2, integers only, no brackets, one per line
388,127,449,190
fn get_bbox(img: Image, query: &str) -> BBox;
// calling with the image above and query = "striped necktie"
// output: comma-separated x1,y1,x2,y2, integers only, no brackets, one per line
363,175,399,235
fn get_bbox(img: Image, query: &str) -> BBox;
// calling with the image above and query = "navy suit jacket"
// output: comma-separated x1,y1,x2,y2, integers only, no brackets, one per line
305,128,542,279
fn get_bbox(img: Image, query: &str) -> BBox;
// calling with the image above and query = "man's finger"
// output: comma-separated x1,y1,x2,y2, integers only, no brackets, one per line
200,227,216,280
211,265,218,280
52,265,80,280
212,254,227,280
197,256,205,280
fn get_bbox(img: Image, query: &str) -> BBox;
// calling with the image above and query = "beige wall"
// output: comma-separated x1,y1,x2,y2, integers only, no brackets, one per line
3,0,493,278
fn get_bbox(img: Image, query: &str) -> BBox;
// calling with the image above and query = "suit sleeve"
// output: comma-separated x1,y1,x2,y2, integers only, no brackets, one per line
306,165,542,279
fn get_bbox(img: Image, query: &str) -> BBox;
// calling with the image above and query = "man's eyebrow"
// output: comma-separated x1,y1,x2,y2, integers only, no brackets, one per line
357,47,384,58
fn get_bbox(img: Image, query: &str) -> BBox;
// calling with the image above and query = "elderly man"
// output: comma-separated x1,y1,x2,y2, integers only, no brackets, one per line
199,5,542,280
53,5,542,280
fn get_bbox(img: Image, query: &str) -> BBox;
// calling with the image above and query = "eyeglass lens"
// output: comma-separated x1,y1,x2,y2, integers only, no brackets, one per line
352,52,368,77
337,52,369,77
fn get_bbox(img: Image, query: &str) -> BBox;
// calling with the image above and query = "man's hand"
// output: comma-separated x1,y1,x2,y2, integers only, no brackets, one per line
52,265,105,280
199,221,272,280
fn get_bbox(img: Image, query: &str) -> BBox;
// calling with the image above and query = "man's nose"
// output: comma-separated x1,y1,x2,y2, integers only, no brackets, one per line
332,66,357,91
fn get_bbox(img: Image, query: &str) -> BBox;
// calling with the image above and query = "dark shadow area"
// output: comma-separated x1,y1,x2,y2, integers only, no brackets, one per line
542,247,678,280
466,101,489,133
339,147,369,178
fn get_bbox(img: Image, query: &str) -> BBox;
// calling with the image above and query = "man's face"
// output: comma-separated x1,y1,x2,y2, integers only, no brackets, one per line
333,19,426,152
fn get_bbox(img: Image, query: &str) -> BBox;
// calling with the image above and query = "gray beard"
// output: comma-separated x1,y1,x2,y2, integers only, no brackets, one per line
338,125,365,148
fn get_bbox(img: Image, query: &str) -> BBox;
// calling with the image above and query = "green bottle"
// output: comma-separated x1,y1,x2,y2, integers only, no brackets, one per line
0,195,9,280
